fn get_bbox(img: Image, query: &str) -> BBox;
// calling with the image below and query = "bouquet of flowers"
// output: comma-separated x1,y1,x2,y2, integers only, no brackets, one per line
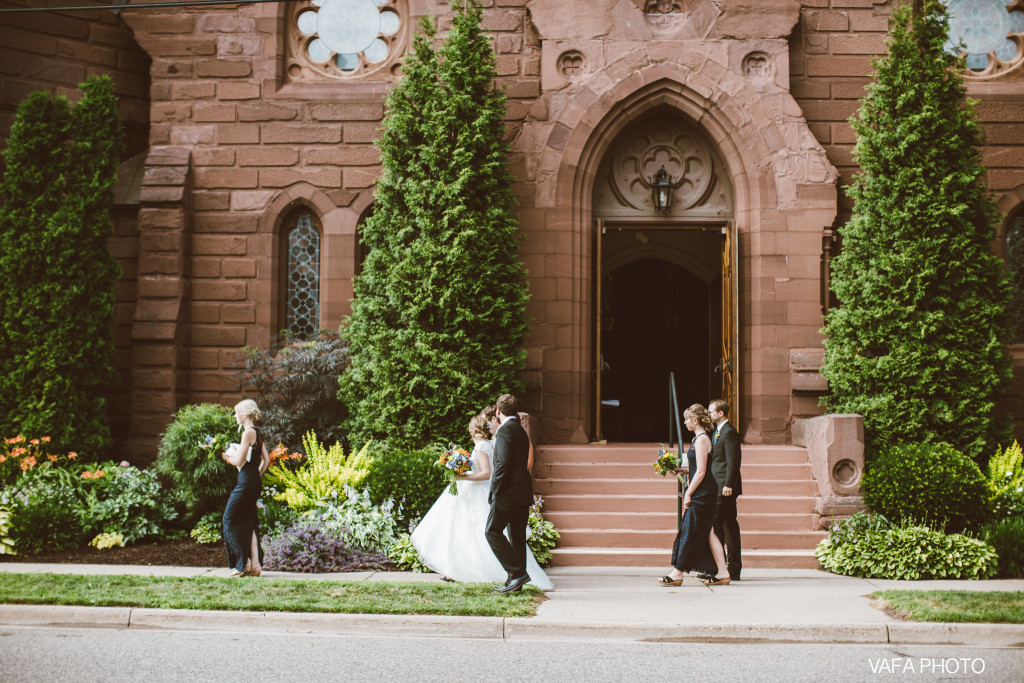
436,444,473,495
653,444,685,485
201,434,234,467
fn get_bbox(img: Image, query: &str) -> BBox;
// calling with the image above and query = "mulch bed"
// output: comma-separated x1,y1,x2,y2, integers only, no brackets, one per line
0,538,226,567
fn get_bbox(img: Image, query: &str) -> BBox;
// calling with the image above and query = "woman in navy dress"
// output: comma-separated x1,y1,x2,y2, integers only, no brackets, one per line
657,403,731,586
221,399,270,577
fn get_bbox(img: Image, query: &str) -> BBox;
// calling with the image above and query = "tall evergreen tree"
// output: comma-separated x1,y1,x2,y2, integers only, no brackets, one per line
340,1,529,448
822,0,1013,459
0,76,124,457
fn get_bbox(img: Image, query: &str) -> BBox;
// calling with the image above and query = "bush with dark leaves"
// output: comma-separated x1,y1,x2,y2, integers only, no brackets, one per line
263,520,392,573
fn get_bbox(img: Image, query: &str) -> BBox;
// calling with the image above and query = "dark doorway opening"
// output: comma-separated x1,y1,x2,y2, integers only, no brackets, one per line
600,258,713,442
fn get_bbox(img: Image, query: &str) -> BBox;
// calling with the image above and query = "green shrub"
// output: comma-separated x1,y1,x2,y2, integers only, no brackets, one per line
189,511,222,545
0,76,125,460
154,403,238,524
862,442,991,532
987,440,1024,518
265,432,373,512
362,446,447,525
309,486,400,554
816,512,997,580
81,463,177,545
388,532,431,572
981,517,1024,579
0,505,14,555
257,486,301,538
234,330,350,452
820,1,1014,459
2,467,86,553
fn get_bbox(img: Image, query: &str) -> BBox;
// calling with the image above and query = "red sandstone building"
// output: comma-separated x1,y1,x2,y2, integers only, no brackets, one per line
2,0,1023,459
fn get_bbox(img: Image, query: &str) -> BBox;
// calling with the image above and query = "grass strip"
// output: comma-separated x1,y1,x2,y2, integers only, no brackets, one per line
0,573,542,617
874,590,1024,624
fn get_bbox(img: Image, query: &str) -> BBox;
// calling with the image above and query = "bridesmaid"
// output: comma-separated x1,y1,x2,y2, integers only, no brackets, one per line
221,399,270,577
657,403,731,587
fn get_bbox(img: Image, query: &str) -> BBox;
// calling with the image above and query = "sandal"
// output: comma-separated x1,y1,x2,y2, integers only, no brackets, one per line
243,566,262,577
656,575,682,587
228,569,244,578
703,576,731,586
440,576,455,582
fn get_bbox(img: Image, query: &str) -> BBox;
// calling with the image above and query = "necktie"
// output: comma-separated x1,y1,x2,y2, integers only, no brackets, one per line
713,428,719,445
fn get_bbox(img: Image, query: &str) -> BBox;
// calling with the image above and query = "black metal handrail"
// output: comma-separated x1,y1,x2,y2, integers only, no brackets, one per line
667,372,688,525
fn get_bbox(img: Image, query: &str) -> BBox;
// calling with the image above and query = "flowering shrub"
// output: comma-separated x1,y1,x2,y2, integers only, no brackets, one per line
89,532,125,549
1,467,87,553
266,432,374,512
527,498,560,567
268,444,303,469
190,511,222,545
263,520,392,573
81,462,177,545
1,435,78,489
987,440,1024,518
310,486,400,554
816,513,997,580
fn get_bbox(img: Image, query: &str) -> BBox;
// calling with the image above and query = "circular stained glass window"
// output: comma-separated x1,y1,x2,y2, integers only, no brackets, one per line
945,0,1024,75
289,0,407,80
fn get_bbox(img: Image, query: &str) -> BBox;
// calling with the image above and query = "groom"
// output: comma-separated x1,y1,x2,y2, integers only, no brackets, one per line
485,393,533,593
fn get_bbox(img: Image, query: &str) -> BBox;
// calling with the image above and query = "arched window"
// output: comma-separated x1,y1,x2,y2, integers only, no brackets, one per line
1008,209,1024,344
281,210,322,339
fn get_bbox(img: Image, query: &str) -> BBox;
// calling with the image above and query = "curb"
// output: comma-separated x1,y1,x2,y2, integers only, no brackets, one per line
4,605,1023,645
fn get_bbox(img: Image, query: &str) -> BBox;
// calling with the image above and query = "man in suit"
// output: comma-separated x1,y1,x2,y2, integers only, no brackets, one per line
709,398,742,581
485,393,534,593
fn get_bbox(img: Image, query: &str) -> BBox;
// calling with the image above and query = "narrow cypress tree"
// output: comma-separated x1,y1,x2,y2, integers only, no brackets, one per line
822,0,1013,459
341,1,529,447
0,76,124,457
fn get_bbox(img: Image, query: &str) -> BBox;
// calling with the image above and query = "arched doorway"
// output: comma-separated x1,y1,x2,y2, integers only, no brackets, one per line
592,110,734,442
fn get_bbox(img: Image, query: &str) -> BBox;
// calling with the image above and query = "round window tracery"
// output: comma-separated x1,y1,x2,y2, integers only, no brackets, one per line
945,0,1024,78
287,0,409,81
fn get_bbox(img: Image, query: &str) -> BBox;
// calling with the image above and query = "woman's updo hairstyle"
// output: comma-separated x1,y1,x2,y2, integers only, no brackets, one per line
684,403,714,433
234,399,262,424
468,413,490,441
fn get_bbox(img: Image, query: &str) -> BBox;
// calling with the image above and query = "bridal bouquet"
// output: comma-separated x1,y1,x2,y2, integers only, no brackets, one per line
437,444,473,495
653,445,685,485
200,433,230,459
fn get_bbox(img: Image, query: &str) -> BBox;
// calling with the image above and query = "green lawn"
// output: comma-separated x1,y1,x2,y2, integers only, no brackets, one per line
0,573,542,617
874,590,1024,624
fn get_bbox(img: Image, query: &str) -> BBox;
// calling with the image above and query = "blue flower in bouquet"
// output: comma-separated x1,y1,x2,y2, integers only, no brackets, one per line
653,444,685,485
200,433,230,459
436,444,472,495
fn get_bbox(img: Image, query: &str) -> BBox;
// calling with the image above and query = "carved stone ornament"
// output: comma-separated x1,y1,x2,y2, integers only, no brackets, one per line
558,50,585,80
742,51,774,81
286,0,410,82
594,119,733,219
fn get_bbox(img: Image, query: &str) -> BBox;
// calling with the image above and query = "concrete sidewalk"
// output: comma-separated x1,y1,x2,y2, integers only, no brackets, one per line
2,564,1023,645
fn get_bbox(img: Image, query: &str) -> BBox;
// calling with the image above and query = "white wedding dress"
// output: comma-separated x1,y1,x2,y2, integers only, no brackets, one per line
410,438,553,590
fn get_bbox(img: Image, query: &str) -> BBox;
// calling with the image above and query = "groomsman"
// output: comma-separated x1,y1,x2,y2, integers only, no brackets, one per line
708,399,742,581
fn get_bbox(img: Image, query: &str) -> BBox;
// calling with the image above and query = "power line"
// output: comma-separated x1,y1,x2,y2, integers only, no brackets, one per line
0,0,285,14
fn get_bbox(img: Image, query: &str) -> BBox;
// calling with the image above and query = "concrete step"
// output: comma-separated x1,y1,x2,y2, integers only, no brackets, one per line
540,494,679,514
544,510,819,532
537,444,810,466
534,477,817,496
548,547,821,569
555,528,826,550
533,461,812,480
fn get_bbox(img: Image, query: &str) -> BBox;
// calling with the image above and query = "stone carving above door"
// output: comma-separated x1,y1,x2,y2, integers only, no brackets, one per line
593,119,733,219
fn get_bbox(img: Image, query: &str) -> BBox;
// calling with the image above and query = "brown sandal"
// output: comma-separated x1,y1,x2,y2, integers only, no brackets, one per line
657,575,682,587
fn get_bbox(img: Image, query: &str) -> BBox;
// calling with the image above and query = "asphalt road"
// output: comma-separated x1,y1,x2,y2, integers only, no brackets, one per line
2,626,1022,682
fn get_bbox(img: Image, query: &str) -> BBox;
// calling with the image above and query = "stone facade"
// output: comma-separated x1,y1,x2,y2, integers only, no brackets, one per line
1,0,1022,460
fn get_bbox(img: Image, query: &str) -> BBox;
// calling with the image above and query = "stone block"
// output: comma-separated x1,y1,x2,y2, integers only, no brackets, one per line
792,413,864,497
830,33,887,55
190,347,221,369
238,103,299,121
342,122,382,143
217,124,260,144
157,37,215,57
805,55,874,78
230,190,276,212
195,59,252,78
193,147,235,166
805,10,850,32
343,167,379,189
195,168,258,190
262,124,342,144
191,280,247,301
194,191,230,211
139,186,185,203
304,145,380,166
260,167,342,188
308,102,384,121
169,125,215,146
193,235,248,256
218,82,260,100
191,258,221,279
222,303,256,323
193,103,236,122
189,370,238,391
236,147,300,166
217,34,264,57
136,277,182,300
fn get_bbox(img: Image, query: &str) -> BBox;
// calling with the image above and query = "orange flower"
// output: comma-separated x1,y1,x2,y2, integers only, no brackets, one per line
15,435,24,443
4,436,18,444
67,452,78,460
41,436,51,443
11,447,26,458
29,439,40,446
20,456,37,471
48,454,58,462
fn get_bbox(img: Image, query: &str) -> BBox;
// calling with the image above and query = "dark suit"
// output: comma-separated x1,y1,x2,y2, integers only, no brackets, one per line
710,420,742,578
485,416,533,580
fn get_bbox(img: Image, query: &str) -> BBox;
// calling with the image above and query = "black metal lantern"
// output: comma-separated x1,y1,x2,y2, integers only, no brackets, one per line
651,165,674,215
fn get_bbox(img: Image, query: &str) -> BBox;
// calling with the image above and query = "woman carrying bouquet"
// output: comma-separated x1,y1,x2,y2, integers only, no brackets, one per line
411,411,552,588
657,403,730,587
221,399,270,577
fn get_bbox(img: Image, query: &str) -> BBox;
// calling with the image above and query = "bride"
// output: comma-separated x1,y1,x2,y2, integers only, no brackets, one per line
410,410,553,589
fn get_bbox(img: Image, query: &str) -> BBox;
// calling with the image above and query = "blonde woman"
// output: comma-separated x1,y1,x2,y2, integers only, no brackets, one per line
657,403,730,587
411,410,552,589
221,399,270,577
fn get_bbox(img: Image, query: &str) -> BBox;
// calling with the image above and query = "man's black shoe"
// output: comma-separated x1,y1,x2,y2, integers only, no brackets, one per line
498,574,530,594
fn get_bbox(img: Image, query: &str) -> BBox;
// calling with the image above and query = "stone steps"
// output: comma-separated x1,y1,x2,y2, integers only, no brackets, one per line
535,443,825,569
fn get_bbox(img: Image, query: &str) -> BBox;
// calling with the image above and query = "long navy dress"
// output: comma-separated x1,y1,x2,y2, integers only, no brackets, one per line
671,432,718,575
223,426,264,572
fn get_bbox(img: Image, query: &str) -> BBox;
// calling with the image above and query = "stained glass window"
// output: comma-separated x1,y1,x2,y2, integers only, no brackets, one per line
945,0,1024,76
286,213,321,339
288,0,407,81
1008,212,1024,343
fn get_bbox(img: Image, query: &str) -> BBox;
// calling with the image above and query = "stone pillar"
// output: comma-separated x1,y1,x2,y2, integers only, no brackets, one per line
127,146,193,463
792,413,868,529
